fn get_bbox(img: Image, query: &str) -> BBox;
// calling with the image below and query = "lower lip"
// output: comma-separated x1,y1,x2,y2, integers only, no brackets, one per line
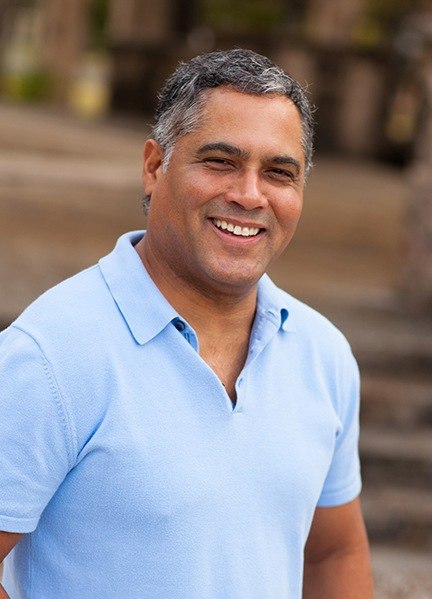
210,220,263,244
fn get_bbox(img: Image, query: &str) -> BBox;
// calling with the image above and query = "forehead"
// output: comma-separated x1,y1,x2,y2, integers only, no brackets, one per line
199,87,301,127
185,88,304,161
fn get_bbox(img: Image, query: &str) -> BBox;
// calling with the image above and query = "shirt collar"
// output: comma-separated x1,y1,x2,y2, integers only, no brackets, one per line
256,274,296,333
98,230,296,345
98,231,179,345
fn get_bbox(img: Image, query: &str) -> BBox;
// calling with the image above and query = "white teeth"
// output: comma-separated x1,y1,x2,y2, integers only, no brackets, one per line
213,219,260,237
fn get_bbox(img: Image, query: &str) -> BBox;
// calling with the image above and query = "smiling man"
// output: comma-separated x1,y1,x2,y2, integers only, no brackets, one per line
0,49,374,598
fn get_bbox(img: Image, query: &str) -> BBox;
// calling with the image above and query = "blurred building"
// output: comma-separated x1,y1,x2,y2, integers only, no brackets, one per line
1,2,431,310
0,0,422,161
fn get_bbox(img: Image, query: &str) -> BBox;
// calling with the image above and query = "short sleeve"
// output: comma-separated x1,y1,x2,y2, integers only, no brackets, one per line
317,347,362,507
0,326,75,533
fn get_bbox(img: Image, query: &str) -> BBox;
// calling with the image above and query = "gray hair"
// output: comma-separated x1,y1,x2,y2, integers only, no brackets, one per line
143,48,314,212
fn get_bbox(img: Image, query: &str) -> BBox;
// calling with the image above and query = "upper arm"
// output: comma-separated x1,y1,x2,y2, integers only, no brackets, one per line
303,498,374,597
0,328,73,535
304,497,370,564
0,532,22,599
317,346,362,509
0,531,23,563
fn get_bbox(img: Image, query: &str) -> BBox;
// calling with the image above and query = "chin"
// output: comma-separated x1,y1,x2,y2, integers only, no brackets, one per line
206,267,264,292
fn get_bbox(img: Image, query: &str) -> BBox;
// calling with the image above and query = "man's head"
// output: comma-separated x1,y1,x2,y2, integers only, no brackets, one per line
145,49,313,209
138,49,311,298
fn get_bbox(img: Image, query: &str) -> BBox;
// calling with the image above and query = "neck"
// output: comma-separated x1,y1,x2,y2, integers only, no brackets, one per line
135,235,258,336
135,235,258,403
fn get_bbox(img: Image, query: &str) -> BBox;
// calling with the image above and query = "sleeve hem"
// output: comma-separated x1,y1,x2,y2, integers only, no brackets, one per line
317,480,362,508
0,514,39,534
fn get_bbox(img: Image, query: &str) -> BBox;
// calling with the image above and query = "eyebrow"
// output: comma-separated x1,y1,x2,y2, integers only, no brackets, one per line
196,142,302,174
196,142,249,160
270,155,302,175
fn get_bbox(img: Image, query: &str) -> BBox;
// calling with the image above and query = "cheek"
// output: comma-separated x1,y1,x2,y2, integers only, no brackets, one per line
272,194,303,230
168,173,215,210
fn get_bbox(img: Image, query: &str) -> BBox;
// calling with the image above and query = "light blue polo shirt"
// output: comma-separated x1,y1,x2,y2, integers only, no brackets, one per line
0,231,361,598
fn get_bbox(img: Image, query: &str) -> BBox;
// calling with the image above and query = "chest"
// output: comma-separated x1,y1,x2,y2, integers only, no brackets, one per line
63,332,340,536
200,335,250,404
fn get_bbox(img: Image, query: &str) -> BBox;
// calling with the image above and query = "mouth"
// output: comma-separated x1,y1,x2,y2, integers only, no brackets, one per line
212,218,262,238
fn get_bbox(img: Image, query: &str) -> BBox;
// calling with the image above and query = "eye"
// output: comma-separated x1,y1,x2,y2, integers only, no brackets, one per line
266,168,296,183
203,157,236,171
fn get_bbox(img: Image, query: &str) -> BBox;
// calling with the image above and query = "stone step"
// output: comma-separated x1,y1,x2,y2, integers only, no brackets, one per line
360,427,432,489
0,101,144,158
371,544,432,597
321,303,432,375
360,373,432,429
362,487,432,551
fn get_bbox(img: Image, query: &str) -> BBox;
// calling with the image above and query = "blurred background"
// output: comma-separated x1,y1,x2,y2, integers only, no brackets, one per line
0,0,431,596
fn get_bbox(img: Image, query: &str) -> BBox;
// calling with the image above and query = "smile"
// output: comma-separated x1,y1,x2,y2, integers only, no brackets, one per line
212,219,261,237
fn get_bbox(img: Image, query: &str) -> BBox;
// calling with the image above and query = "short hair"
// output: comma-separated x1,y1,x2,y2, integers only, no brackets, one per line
143,48,314,212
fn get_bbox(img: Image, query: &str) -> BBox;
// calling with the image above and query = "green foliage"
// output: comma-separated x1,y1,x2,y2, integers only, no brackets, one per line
202,0,285,33
366,0,419,22
353,0,421,48
2,70,52,102
88,0,109,50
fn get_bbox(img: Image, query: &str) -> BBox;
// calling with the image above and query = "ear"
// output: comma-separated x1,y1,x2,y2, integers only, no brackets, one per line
142,139,164,195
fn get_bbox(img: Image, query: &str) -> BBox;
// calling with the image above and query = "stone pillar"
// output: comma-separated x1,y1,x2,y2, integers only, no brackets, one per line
273,45,317,92
398,4,432,313
337,57,386,156
107,0,176,114
402,48,432,312
107,0,172,45
39,0,90,101
0,1,16,46
305,0,364,46
303,0,370,154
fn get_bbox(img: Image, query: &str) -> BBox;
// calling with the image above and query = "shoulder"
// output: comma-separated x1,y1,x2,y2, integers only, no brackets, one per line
3,263,120,402
1,265,122,455
265,280,359,390
10,264,110,343
2,259,112,368
288,293,350,347
264,276,353,354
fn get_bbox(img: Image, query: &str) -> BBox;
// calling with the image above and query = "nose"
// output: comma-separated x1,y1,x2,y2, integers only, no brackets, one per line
224,168,267,210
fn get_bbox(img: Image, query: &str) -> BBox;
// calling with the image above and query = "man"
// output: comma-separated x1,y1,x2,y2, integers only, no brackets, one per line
0,49,374,597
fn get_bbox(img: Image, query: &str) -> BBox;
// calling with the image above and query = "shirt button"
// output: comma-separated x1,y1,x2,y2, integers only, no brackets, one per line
175,320,185,332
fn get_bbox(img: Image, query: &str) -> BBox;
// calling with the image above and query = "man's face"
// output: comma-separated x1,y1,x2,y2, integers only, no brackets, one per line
142,88,305,297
